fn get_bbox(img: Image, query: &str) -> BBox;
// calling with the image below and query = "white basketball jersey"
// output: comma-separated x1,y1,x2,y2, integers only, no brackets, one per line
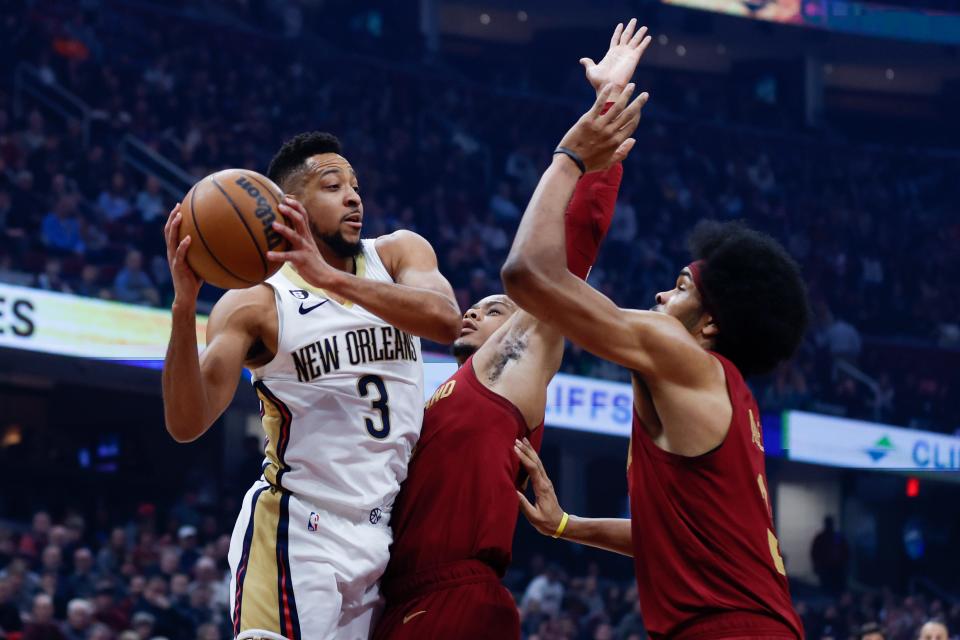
250,240,424,515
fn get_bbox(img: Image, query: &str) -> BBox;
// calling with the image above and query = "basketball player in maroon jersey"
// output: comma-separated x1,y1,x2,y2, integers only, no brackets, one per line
501,50,809,640
373,21,652,640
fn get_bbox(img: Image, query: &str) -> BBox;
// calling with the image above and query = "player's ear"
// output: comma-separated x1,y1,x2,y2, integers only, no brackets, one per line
700,316,719,342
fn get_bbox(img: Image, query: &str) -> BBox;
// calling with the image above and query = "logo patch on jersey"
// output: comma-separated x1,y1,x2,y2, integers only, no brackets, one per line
307,512,320,532
298,300,329,315
289,289,309,300
369,508,383,525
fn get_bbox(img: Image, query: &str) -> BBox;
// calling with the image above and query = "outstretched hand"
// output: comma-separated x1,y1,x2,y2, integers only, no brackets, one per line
515,437,566,537
557,82,649,172
267,196,339,289
581,19,653,99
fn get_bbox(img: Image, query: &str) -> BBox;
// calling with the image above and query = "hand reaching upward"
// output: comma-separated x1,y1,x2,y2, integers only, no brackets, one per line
581,19,653,99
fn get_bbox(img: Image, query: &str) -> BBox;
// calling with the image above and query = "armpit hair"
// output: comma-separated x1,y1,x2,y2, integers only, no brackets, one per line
486,328,529,384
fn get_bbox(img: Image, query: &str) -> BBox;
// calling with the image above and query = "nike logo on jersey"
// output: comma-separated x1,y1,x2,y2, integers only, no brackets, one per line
402,610,427,624
298,300,329,315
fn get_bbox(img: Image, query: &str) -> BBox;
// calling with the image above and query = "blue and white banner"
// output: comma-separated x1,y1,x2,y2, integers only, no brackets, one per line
784,411,960,471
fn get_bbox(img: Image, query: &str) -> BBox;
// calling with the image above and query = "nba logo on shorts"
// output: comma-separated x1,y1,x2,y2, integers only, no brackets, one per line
307,512,319,532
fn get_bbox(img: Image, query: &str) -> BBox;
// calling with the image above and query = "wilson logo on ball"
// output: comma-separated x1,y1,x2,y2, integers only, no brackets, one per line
236,176,285,250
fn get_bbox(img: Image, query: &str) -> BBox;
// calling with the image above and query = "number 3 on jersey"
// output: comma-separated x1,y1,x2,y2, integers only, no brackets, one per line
358,375,391,439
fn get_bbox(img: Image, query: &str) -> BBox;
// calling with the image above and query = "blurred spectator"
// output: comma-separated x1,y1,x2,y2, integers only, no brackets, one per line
822,313,863,365
812,516,849,595
36,258,73,294
0,576,24,635
96,172,133,222
113,250,159,306
23,593,66,640
41,197,84,256
65,548,98,601
135,175,166,225
521,564,565,618
73,263,110,299
61,598,93,640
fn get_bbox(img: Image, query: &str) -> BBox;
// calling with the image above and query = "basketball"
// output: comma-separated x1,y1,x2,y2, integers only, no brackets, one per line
178,168,290,289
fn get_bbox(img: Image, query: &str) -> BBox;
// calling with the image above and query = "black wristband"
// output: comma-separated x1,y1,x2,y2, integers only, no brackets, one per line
553,146,586,175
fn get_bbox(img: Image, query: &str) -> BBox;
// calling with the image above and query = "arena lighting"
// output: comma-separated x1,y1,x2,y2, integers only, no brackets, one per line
906,477,920,498
480,13,491,25
885,68,895,80
658,33,669,45
517,10,528,22
824,64,834,74
676,44,687,56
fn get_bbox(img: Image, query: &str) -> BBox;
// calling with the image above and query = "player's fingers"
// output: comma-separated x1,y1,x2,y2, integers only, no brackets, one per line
165,202,181,226
278,203,308,237
266,249,295,263
271,220,301,244
514,440,540,474
579,57,596,70
637,34,653,58
175,236,191,261
587,83,615,118
516,491,536,516
611,138,637,165
629,24,648,47
610,22,623,48
284,196,310,222
601,83,635,125
614,90,647,129
621,18,637,45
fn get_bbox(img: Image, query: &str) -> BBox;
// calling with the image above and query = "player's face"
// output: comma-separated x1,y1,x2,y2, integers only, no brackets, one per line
651,268,716,340
452,295,517,362
297,153,363,258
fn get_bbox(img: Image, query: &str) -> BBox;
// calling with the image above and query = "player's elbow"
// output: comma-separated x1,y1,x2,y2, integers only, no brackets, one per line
164,413,206,444
501,257,549,308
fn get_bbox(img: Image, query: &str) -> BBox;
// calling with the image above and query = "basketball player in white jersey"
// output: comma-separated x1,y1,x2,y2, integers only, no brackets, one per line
161,132,461,640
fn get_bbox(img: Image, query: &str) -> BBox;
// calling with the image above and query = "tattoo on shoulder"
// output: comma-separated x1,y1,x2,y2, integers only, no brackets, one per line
487,331,529,384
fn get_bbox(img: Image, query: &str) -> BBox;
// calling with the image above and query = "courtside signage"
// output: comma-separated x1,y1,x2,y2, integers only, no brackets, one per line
0,283,206,360
784,410,960,471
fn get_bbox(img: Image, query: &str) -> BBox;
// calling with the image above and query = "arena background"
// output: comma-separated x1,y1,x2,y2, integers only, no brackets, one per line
1,1,959,639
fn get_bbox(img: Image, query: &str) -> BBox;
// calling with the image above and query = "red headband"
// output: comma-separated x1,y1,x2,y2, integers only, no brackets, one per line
687,260,714,316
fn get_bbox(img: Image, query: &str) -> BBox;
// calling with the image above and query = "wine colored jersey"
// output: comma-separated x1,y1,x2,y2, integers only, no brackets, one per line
384,357,542,581
627,353,804,639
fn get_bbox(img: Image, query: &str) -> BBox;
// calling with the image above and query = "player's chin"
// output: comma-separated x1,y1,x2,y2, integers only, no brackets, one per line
452,335,480,358
341,223,363,239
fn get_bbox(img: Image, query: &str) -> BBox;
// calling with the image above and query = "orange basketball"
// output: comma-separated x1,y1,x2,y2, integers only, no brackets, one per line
178,169,290,289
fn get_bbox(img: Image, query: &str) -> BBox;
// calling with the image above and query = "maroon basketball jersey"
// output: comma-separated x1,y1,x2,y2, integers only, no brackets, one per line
627,353,803,639
385,356,543,581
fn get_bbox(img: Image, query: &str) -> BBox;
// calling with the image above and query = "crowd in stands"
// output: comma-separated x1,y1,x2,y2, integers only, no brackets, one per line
0,2,958,433
0,506,956,640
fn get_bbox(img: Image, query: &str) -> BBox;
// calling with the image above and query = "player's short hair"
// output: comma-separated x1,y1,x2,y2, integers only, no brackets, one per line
267,131,343,192
688,220,809,377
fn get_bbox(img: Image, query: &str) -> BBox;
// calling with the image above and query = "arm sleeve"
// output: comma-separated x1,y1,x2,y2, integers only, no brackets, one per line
564,162,624,280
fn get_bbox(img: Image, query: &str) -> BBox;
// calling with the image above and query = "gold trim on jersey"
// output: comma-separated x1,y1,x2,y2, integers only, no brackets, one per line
238,488,282,632
257,387,284,486
281,251,367,308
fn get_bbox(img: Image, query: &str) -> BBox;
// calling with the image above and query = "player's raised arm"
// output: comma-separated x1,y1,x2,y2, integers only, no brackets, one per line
161,205,268,442
268,198,461,344
515,438,633,557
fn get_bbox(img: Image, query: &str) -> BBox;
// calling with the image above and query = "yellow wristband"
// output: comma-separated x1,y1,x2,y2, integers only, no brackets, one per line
551,512,569,539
